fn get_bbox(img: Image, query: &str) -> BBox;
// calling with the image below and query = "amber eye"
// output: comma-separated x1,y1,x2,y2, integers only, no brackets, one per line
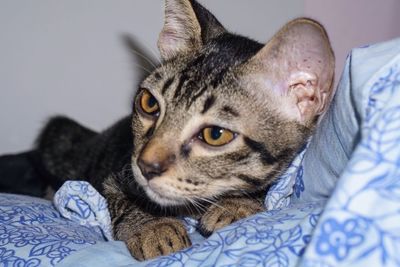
139,89,159,116
199,126,236,147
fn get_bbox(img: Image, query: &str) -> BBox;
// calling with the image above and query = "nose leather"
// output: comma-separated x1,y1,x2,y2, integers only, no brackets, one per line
138,159,167,180
138,139,176,180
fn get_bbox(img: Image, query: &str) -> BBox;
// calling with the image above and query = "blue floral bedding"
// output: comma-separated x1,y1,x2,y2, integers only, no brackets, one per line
0,194,104,266
1,37,400,267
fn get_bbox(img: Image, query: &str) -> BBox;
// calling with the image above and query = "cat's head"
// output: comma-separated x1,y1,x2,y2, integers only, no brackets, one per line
130,0,334,207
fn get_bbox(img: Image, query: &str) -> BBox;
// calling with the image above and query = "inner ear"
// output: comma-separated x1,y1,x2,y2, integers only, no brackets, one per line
248,18,335,125
288,72,325,124
158,0,226,61
158,0,202,61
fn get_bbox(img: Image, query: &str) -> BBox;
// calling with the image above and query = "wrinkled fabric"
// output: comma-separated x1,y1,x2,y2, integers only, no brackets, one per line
54,181,113,240
300,38,400,267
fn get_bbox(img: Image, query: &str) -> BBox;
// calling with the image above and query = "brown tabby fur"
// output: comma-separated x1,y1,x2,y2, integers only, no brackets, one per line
36,0,334,261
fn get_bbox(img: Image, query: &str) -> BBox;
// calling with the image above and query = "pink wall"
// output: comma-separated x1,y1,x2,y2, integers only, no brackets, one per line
304,0,400,85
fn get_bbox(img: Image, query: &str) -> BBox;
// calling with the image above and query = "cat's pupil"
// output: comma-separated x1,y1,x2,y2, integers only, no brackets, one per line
147,95,157,108
211,127,223,140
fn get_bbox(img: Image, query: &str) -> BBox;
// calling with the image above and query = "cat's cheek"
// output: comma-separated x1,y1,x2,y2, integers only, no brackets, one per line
145,179,190,206
131,163,149,187
144,186,183,206
136,118,156,136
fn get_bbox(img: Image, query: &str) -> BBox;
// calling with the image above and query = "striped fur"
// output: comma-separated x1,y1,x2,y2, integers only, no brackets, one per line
36,0,334,261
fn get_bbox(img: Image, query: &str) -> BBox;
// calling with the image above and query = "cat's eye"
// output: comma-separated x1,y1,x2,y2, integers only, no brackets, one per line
199,126,236,147
138,89,160,116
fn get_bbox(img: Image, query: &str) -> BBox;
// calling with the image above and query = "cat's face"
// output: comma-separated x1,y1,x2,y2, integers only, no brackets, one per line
130,0,334,207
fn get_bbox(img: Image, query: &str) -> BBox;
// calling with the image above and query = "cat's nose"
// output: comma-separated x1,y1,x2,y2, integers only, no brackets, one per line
138,158,169,180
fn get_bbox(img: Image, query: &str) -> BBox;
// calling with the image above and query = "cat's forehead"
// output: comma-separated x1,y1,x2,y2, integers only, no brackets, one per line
179,34,263,83
143,33,264,106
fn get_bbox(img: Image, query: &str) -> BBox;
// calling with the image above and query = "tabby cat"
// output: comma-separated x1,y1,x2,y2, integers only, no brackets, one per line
36,0,334,261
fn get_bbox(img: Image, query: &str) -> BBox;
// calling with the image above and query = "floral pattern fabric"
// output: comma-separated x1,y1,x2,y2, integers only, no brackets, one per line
300,38,400,267
0,194,104,266
54,181,113,240
140,202,324,267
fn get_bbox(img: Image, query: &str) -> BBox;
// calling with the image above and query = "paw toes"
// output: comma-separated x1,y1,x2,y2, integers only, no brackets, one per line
199,199,264,237
128,219,191,261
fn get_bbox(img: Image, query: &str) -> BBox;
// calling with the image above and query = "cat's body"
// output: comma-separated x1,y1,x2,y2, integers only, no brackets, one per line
35,0,334,261
38,116,132,193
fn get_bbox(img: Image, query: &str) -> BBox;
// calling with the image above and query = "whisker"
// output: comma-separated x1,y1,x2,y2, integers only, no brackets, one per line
128,48,157,69
196,196,232,215
187,198,207,215
132,63,153,75
143,42,162,66
185,200,197,216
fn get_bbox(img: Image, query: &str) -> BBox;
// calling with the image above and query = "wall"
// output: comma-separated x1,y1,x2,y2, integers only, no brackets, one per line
304,0,400,83
0,0,302,154
1,1,400,154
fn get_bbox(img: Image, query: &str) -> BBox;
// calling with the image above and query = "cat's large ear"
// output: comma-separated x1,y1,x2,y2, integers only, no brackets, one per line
158,0,226,61
246,18,335,126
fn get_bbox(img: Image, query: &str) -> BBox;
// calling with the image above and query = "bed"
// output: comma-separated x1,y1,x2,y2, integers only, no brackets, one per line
1,37,400,267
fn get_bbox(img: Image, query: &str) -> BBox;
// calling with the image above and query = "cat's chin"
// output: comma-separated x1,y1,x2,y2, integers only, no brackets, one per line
131,164,189,207
144,185,187,207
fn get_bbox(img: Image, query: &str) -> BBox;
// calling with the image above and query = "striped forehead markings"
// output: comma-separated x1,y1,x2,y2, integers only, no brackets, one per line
161,77,174,95
222,106,239,117
173,74,188,100
153,71,162,80
201,95,216,114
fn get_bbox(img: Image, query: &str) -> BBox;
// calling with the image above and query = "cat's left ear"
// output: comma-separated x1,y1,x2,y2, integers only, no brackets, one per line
158,0,226,61
247,18,335,125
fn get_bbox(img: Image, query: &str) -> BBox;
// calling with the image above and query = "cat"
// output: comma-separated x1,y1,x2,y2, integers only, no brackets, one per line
35,0,334,261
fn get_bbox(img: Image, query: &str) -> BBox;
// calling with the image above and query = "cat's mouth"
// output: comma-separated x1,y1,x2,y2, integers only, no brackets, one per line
131,160,196,206
143,184,187,206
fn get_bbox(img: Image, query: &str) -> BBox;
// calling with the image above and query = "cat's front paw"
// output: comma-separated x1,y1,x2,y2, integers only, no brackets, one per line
199,198,264,236
126,218,191,261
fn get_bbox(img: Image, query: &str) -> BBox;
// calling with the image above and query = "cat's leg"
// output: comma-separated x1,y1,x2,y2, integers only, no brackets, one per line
198,196,264,237
103,177,191,261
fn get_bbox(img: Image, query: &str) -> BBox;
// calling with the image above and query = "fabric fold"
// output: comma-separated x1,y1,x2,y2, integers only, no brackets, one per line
53,181,114,241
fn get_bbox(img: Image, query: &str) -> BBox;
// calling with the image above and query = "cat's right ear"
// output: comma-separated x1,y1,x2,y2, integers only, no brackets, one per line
158,0,225,61
244,18,335,126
